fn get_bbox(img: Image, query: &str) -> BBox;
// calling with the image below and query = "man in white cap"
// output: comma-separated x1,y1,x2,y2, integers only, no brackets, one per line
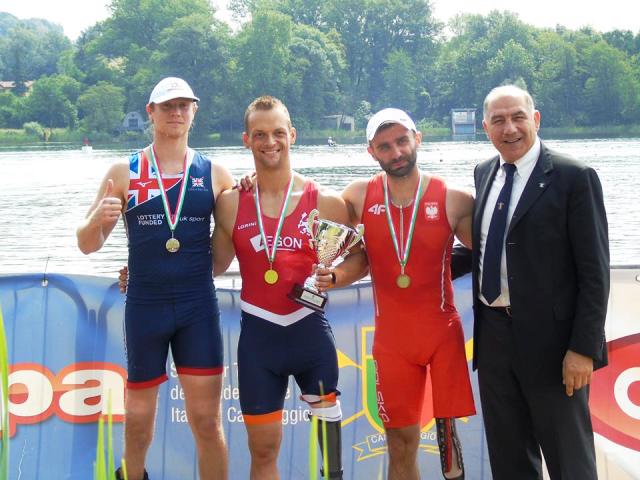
316,108,475,480
77,77,234,480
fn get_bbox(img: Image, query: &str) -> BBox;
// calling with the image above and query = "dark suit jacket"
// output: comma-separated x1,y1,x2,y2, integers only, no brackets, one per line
471,142,609,386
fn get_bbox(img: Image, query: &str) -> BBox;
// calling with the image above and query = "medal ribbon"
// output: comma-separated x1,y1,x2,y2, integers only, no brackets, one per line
147,145,191,236
254,176,295,268
383,173,423,274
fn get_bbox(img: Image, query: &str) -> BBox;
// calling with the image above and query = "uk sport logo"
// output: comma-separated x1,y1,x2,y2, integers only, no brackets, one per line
190,176,205,189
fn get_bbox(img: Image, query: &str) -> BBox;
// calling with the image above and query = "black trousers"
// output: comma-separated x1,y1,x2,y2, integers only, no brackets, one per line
476,304,597,480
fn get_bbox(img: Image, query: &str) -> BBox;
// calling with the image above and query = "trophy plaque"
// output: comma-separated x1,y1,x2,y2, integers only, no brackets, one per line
289,209,364,312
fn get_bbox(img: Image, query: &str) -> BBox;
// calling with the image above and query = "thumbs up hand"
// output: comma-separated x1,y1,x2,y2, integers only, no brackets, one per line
92,179,123,226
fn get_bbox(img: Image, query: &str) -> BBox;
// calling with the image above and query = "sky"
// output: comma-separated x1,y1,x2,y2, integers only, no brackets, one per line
0,0,638,40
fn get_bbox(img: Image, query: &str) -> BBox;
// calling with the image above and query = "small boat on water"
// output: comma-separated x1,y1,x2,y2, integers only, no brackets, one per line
82,138,93,153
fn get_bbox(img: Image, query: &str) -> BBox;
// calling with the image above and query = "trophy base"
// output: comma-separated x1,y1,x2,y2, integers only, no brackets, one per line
289,283,327,312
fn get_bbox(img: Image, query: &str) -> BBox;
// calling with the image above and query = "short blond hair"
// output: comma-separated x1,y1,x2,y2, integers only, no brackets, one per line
244,96,292,131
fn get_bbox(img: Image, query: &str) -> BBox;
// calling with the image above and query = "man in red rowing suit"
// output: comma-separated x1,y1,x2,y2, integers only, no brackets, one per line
212,96,360,479
316,108,475,480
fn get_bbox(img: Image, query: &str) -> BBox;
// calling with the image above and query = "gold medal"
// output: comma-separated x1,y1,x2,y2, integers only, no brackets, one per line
264,269,279,284
166,237,180,253
396,273,411,289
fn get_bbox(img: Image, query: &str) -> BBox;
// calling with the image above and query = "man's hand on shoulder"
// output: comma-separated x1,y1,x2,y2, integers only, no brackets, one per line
317,188,351,226
341,179,368,226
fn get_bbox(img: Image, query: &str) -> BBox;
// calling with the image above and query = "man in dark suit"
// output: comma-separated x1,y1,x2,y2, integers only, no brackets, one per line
472,85,609,479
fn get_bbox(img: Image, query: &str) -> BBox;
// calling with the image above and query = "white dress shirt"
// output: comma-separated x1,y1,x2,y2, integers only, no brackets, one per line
479,137,541,306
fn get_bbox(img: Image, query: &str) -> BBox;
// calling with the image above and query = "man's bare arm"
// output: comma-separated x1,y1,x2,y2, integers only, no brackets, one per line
211,189,238,276
314,182,370,290
76,162,129,254
446,187,474,249
212,162,235,198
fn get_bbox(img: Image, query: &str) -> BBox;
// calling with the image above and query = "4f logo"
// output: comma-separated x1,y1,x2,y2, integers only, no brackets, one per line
367,204,386,215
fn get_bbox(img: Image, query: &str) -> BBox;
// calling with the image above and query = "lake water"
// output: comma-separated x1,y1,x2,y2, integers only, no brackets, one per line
1,138,638,282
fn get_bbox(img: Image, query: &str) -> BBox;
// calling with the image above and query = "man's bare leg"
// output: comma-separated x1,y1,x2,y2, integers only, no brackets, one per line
245,421,283,480
122,386,159,480
181,373,227,480
385,424,420,480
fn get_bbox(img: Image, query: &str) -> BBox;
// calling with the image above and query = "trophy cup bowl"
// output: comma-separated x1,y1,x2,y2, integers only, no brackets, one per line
289,209,364,312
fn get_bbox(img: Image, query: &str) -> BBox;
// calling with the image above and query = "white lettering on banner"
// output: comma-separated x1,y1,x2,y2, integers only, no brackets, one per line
8,369,54,418
170,384,185,401
224,406,311,425
58,369,125,419
172,407,188,422
614,367,640,420
1,362,127,438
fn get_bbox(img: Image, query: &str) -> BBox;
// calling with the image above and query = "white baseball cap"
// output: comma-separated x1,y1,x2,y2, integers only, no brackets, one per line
366,108,417,141
148,77,199,105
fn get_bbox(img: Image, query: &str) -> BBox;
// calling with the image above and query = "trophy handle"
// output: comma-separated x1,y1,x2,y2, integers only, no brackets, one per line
345,224,365,251
307,209,319,238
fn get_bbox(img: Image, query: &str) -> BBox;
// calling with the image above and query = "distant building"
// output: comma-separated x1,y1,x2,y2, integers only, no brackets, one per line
321,114,355,131
450,108,476,138
121,111,146,133
0,80,35,95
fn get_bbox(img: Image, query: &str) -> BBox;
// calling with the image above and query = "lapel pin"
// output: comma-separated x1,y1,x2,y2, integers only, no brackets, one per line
539,182,545,188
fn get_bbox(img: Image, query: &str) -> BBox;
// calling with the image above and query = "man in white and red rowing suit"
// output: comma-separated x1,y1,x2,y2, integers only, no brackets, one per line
316,108,476,480
213,96,360,479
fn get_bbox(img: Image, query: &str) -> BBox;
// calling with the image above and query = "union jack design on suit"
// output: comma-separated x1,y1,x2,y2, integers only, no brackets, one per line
127,150,181,210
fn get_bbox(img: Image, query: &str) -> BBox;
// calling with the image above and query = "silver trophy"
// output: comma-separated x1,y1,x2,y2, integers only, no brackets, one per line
289,209,364,312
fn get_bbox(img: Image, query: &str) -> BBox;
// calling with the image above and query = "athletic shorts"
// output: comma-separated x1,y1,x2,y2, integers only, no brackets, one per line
124,287,223,388
373,314,475,428
238,311,339,424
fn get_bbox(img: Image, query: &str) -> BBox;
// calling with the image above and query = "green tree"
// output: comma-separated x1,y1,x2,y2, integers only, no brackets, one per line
288,24,346,125
0,92,24,128
24,75,81,128
77,82,126,132
0,22,71,87
322,0,440,112
486,39,535,90
353,99,372,128
382,49,418,113
533,31,579,126
97,0,214,56
234,10,293,107
582,41,640,124
433,11,535,121
150,13,231,134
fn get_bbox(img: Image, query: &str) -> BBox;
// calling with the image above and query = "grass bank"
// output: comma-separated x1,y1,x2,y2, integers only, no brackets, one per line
2,124,639,148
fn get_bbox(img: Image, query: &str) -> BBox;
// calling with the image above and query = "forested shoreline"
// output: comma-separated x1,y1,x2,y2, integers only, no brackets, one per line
1,0,639,142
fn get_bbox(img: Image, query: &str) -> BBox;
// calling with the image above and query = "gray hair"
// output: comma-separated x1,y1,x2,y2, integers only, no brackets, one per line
483,85,535,119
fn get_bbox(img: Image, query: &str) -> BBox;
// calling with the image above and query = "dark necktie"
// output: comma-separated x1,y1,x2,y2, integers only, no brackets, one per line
481,163,517,304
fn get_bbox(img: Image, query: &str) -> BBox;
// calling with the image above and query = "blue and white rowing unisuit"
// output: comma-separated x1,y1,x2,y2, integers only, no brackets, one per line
122,147,222,388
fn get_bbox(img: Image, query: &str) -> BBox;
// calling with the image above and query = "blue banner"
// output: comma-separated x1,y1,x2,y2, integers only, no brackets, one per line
1,271,638,479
